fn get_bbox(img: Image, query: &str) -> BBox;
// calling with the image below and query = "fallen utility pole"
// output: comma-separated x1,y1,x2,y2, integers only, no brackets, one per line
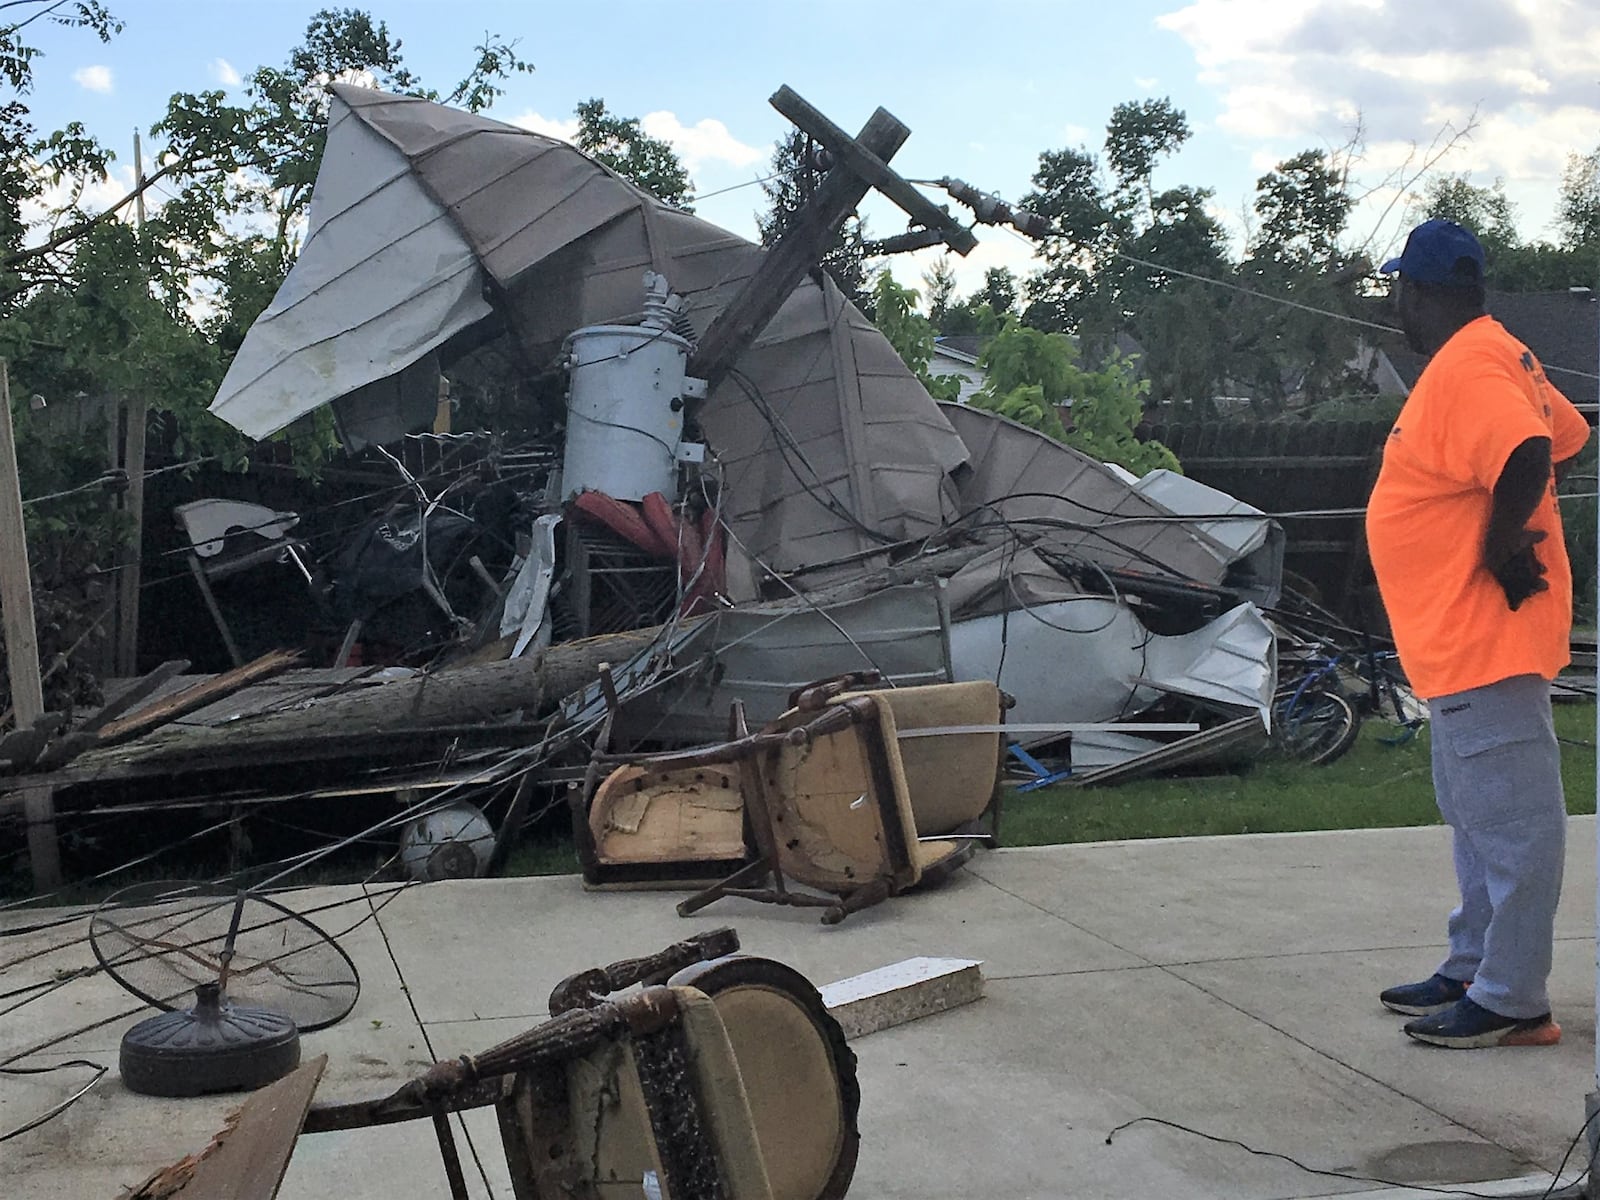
688,97,910,384
0,360,61,889
769,85,978,255
18,619,710,787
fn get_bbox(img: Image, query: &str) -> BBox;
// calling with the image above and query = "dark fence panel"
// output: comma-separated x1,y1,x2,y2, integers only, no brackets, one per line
1145,417,1393,620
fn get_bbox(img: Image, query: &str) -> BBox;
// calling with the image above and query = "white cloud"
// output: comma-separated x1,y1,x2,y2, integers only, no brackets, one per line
508,110,580,142
72,65,113,93
19,163,138,235
210,58,241,87
1061,123,1090,145
888,226,1045,300
640,111,762,171
1135,76,1160,91
1156,0,1600,241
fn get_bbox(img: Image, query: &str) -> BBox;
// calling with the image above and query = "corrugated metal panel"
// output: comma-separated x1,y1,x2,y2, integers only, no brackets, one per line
604,583,953,744
940,402,1237,587
209,100,492,440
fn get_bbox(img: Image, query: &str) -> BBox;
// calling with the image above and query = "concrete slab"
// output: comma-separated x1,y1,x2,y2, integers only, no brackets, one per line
378,866,1143,1024
1169,939,1596,1173
968,817,1597,964
5,822,1598,1199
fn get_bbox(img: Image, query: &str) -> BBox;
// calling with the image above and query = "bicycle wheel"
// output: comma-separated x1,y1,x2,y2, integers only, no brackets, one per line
1278,689,1361,766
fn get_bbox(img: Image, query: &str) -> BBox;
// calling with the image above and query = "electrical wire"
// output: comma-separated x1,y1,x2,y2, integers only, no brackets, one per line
997,223,1600,386
703,467,896,683
21,455,217,508
686,173,777,204
0,1059,108,1144
725,366,901,546
1104,1112,1596,1200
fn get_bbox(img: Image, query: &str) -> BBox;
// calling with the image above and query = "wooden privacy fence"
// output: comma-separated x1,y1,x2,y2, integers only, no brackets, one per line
1143,416,1394,620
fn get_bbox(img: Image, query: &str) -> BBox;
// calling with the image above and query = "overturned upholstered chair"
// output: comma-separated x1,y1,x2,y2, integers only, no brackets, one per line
548,929,861,1200
300,930,854,1199
672,676,1007,924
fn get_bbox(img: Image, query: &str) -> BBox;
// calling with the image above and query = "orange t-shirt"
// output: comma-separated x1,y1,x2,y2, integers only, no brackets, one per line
1366,315,1590,700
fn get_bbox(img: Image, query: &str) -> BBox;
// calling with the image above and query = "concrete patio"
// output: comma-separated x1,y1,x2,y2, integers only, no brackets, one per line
4,817,1597,1199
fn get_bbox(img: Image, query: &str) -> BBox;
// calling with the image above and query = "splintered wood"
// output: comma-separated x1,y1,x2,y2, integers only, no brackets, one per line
819,957,984,1039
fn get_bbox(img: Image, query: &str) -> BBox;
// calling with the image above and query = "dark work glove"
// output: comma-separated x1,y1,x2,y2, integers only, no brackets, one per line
1487,531,1549,611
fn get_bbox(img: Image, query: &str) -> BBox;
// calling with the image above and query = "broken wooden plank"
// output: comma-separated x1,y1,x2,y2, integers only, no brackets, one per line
119,1054,326,1200
80,659,191,734
819,957,984,1039
94,649,301,746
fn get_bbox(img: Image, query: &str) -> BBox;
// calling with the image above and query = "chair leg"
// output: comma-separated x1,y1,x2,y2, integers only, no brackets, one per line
187,552,244,667
677,858,773,917
821,877,892,925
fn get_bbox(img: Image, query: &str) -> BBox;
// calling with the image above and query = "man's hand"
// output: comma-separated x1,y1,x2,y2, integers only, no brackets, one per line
1487,529,1549,611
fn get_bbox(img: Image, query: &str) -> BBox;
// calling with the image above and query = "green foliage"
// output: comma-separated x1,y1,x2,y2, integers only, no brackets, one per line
869,273,962,402
756,130,870,304
921,254,957,328
1424,174,1519,259
1422,170,1599,290
1021,97,1233,409
1005,707,1595,845
971,319,1179,474
574,98,692,210
978,266,1018,316
1559,147,1600,250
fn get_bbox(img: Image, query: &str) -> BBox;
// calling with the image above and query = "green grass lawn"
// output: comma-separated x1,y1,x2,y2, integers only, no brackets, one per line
1000,702,1598,847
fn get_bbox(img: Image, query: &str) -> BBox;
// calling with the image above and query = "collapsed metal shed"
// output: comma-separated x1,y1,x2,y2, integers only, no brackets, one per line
211,84,971,584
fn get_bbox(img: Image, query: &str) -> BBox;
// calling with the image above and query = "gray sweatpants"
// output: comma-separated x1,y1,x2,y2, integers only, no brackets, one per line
1429,673,1566,1019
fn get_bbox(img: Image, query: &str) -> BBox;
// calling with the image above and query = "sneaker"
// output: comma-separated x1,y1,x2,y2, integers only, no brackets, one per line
1403,997,1561,1048
1380,973,1470,1016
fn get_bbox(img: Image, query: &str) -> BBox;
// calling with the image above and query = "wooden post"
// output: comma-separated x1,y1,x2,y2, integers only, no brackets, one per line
0,361,61,889
115,397,147,675
116,130,149,677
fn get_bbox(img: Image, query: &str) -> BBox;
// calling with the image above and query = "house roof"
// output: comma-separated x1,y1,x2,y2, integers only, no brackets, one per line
936,335,986,358
1490,290,1599,400
1377,290,1599,397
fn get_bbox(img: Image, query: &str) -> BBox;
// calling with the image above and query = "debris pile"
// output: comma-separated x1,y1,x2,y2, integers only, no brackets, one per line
0,84,1404,898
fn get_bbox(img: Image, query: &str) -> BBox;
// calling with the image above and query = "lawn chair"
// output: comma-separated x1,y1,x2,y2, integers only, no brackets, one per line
673,677,1007,924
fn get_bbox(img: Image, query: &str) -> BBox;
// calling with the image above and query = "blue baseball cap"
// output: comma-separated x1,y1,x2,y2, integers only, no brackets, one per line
1380,219,1485,285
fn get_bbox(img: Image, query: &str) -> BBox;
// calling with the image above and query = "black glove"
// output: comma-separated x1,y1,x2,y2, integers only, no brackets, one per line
1488,532,1549,611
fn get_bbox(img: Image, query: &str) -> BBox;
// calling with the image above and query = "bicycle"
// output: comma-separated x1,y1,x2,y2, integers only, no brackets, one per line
1274,642,1423,765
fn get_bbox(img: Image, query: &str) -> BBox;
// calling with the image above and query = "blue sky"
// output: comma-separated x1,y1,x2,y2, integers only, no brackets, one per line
19,0,1600,296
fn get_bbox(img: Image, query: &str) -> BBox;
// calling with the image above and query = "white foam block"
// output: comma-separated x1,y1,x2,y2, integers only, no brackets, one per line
819,956,984,1039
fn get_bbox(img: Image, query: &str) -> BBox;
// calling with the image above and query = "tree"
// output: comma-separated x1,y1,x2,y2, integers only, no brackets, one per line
970,319,1180,474
869,273,962,402
756,129,870,305
1229,148,1364,407
1558,147,1600,250
1,1,121,316
1423,174,1519,259
573,98,692,210
5,9,537,480
921,253,957,329
1021,98,1230,404
977,267,1018,316
1417,160,1600,291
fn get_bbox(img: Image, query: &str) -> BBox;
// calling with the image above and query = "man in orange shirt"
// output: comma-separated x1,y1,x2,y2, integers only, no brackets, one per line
1367,219,1590,1047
